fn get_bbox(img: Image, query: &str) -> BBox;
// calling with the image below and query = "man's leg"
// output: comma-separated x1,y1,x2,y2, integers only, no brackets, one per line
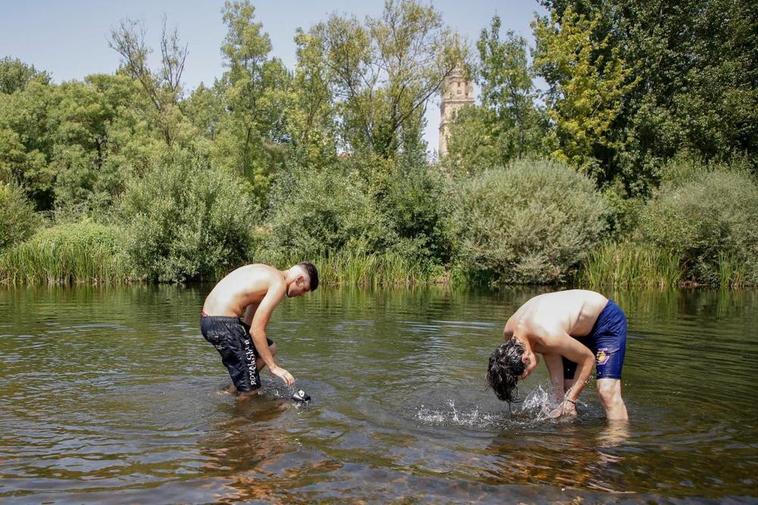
254,342,277,374
596,378,628,421
563,378,577,397
561,356,578,396
543,353,568,402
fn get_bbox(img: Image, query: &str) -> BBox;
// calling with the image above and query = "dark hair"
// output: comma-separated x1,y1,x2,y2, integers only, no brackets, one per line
298,261,319,291
487,338,526,403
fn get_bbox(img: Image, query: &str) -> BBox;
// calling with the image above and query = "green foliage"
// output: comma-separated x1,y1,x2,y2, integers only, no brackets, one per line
453,158,609,285
0,73,157,212
533,7,635,181
263,152,453,277
638,168,758,286
538,0,757,191
0,80,58,208
287,28,338,170
213,0,292,208
578,242,683,289
601,183,644,240
308,250,441,287
0,182,42,250
263,160,390,260
0,57,50,94
0,221,129,285
1,2,756,289
118,150,256,283
369,154,453,265
307,0,465,158
109,17,192,148
446,16,547,172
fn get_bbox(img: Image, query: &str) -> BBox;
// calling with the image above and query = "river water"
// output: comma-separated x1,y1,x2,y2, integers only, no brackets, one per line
0,286,756,504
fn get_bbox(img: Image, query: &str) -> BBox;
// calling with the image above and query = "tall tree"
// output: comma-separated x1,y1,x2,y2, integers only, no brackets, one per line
286,28,339,169
0,80,58,209
307,0,465,159
109,16,188,146
0,57,50,95
533,6,634,183
447,16,547,172
536,0,757,193
214,0,292,204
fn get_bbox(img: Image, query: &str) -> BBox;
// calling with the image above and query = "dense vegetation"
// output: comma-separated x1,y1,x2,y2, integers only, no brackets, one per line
0,0,755,287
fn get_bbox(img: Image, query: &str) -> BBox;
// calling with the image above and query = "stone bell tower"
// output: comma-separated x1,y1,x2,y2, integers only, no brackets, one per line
438,66,474,156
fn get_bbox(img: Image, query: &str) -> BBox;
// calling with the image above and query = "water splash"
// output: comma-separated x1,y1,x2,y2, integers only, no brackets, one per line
518,384,560,421
414,384,565,429
416,400,502,428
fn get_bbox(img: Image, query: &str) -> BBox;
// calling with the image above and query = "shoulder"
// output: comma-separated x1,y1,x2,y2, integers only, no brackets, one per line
249,264,285,284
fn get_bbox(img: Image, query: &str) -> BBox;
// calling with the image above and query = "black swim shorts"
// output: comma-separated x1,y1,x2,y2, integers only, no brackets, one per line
562,300,627,380
200,315,274,392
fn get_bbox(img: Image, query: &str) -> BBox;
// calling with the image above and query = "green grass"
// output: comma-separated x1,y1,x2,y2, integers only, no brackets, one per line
0,222,131,285
578,242,683,289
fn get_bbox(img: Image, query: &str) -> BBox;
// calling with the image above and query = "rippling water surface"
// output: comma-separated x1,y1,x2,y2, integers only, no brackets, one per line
1,286,756,504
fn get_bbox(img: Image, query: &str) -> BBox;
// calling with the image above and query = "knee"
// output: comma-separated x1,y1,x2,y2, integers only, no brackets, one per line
269,342,278,356
597,381,622,408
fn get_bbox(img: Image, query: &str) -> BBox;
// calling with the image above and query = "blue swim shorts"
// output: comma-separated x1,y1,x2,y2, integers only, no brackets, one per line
562,300,627,380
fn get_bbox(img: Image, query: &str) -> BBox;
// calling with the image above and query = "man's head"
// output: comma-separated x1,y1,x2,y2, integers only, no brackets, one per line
487,338,537,402
287,261,319,297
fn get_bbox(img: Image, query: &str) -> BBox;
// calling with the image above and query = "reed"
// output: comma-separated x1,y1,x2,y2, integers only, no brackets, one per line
717,253,752,289
578,242,683,289
277,251,444,288
0,222,131,285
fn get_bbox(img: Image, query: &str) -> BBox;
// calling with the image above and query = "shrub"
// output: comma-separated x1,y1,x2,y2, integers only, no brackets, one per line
119,150,255,283
0,220,128,284
0,182,42,250
638,168,758,285
453,158,609,285
371,156,454,266
263,161,393,260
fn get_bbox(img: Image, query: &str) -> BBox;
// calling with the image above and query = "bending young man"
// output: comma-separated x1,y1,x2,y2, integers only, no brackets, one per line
201,262,318,397
487,289,628,420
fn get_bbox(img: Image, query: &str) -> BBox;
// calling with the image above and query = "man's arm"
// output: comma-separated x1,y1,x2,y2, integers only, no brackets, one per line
547,333,595,402
250,280,294,386
542,353,567,402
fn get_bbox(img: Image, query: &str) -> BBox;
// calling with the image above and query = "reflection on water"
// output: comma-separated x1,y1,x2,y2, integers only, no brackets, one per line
0,286,757,503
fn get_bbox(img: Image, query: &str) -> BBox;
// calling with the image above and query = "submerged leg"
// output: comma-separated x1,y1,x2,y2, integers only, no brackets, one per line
596,378,628,421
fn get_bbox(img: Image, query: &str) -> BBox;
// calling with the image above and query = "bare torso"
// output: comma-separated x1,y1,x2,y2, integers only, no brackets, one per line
202,264,285,321
504,290,609,345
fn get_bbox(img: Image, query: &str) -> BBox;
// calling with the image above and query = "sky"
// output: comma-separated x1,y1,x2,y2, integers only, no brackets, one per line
0,0,546,154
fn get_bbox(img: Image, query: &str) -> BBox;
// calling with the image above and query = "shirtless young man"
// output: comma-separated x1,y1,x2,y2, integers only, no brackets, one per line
487,289,628,420
201,262,318,396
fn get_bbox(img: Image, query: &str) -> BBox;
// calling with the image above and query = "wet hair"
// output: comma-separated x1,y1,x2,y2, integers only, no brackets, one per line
298,261,319,291
487,338,526,403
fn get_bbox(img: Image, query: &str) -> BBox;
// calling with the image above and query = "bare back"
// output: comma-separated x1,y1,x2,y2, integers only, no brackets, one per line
202,264,286,318
504,289,609,339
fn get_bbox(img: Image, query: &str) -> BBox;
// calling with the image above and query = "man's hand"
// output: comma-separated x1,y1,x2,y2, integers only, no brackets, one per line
270,366,295,386
547,400,577,419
